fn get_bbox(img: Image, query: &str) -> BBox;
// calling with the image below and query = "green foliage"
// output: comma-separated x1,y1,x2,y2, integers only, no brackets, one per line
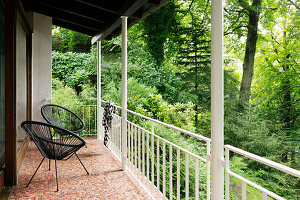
52,26,92,52
52,78,77,100
142,0,177,65
52,51,96,94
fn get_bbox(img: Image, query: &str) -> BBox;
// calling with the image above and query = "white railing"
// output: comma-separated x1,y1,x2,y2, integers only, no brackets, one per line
224,145,300,200
125,109,211,200
50,99,300,200
96,100,211,199
48,99,98,137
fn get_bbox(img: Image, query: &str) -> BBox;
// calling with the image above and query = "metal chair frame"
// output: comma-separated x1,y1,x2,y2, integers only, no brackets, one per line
41,104,85,134
21,121,89,191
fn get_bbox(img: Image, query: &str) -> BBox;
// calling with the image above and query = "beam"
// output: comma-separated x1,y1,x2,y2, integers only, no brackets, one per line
54,18,99,32
73,0,119,14
92,0,149,44
32,4,105,31
52,19,97,36
33,0,110,24
211,0,224,199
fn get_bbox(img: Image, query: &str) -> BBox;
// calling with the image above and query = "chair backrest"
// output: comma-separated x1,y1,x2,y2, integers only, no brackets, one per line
21,121,85,160
41,104,84,133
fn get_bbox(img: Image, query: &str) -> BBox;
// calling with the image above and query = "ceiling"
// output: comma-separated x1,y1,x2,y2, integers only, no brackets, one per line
26,0,169,43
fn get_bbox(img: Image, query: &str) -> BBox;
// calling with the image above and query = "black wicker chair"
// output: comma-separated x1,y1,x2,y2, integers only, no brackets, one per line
21,121,89,191
41,104,84,134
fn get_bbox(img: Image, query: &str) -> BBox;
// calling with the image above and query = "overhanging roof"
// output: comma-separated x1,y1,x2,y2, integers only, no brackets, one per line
27,0,169,43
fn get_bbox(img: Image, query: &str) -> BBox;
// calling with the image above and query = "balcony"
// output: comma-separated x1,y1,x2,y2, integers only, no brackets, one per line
9,100,300,200
2,0,299,199
10,138,151,199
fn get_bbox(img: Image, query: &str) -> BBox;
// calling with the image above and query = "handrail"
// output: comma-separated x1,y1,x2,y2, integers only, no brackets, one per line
126,109,211,143
127,120,207,163
228,171,285,200
100,99,210,142
49,98,97,101
224,145,300,178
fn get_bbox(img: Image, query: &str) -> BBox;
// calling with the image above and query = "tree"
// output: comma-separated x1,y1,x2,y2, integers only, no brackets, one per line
224,0,262,106
175,0,211,129
252,1,300,165
142,1,177,66
239,0,262,104
52,25,92,52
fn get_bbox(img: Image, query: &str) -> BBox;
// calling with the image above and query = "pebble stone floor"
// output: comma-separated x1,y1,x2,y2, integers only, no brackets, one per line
10,138,151,200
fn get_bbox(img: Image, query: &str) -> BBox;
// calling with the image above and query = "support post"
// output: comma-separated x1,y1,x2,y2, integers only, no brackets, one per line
97,41,102,139
121,16,128,171
211,0,224,199
5,0,17,186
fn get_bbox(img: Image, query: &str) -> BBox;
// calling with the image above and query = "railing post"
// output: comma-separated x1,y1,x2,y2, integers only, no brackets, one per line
225,148,230,200
121,16,128,171
211,0,224,199
206,141,211,200
97,41,103,140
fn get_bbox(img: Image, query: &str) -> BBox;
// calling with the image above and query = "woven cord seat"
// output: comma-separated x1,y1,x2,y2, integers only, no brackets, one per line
41,104,84,134
21,121,89,191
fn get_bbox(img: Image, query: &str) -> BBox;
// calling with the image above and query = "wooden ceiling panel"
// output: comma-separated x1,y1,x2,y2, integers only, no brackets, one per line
53,18,98,36
33,0,114,23
32,4,104,30
29,0,169,39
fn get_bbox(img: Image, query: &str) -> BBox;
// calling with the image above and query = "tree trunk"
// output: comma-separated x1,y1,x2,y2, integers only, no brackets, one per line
282,65,292,126
282,26,292,127
239,0,262,105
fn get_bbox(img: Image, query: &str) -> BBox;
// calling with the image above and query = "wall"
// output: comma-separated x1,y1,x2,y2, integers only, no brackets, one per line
16,20,27,141
32,13,52,121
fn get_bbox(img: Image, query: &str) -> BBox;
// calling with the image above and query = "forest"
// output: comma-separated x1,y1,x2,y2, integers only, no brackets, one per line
51,0,299,199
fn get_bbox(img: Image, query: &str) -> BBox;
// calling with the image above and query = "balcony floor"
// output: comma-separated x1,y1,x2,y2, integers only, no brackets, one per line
10,138,151,199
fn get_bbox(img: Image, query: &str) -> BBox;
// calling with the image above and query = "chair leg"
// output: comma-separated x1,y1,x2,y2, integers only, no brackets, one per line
54,159,59,192
49,159,51,171
26,157,45,187
75,153,89,175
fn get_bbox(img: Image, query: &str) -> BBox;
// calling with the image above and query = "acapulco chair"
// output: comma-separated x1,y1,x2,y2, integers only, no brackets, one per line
21,121,89,191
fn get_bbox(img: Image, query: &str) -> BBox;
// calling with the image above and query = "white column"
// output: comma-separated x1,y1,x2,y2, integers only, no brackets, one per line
121,16,128,171
211,0,224,199
32,13,52,121
97,41,103,140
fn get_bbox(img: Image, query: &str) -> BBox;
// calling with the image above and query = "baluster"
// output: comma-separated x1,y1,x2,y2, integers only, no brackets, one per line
157,138,160,199
206,141,211,200
225,148,230,200
163,141,166,197
131,123,134,171
138,127,141,183
262,192,267,200
169,144,173,200
135,125,138,176
242,181,246,200
151,125,155,196
195,158,199,200
185,153,189,200
177,149,180,200
127,122,131,169
89,106,91,135
94,106,96,135
146,131,150,191
142,130,145,186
